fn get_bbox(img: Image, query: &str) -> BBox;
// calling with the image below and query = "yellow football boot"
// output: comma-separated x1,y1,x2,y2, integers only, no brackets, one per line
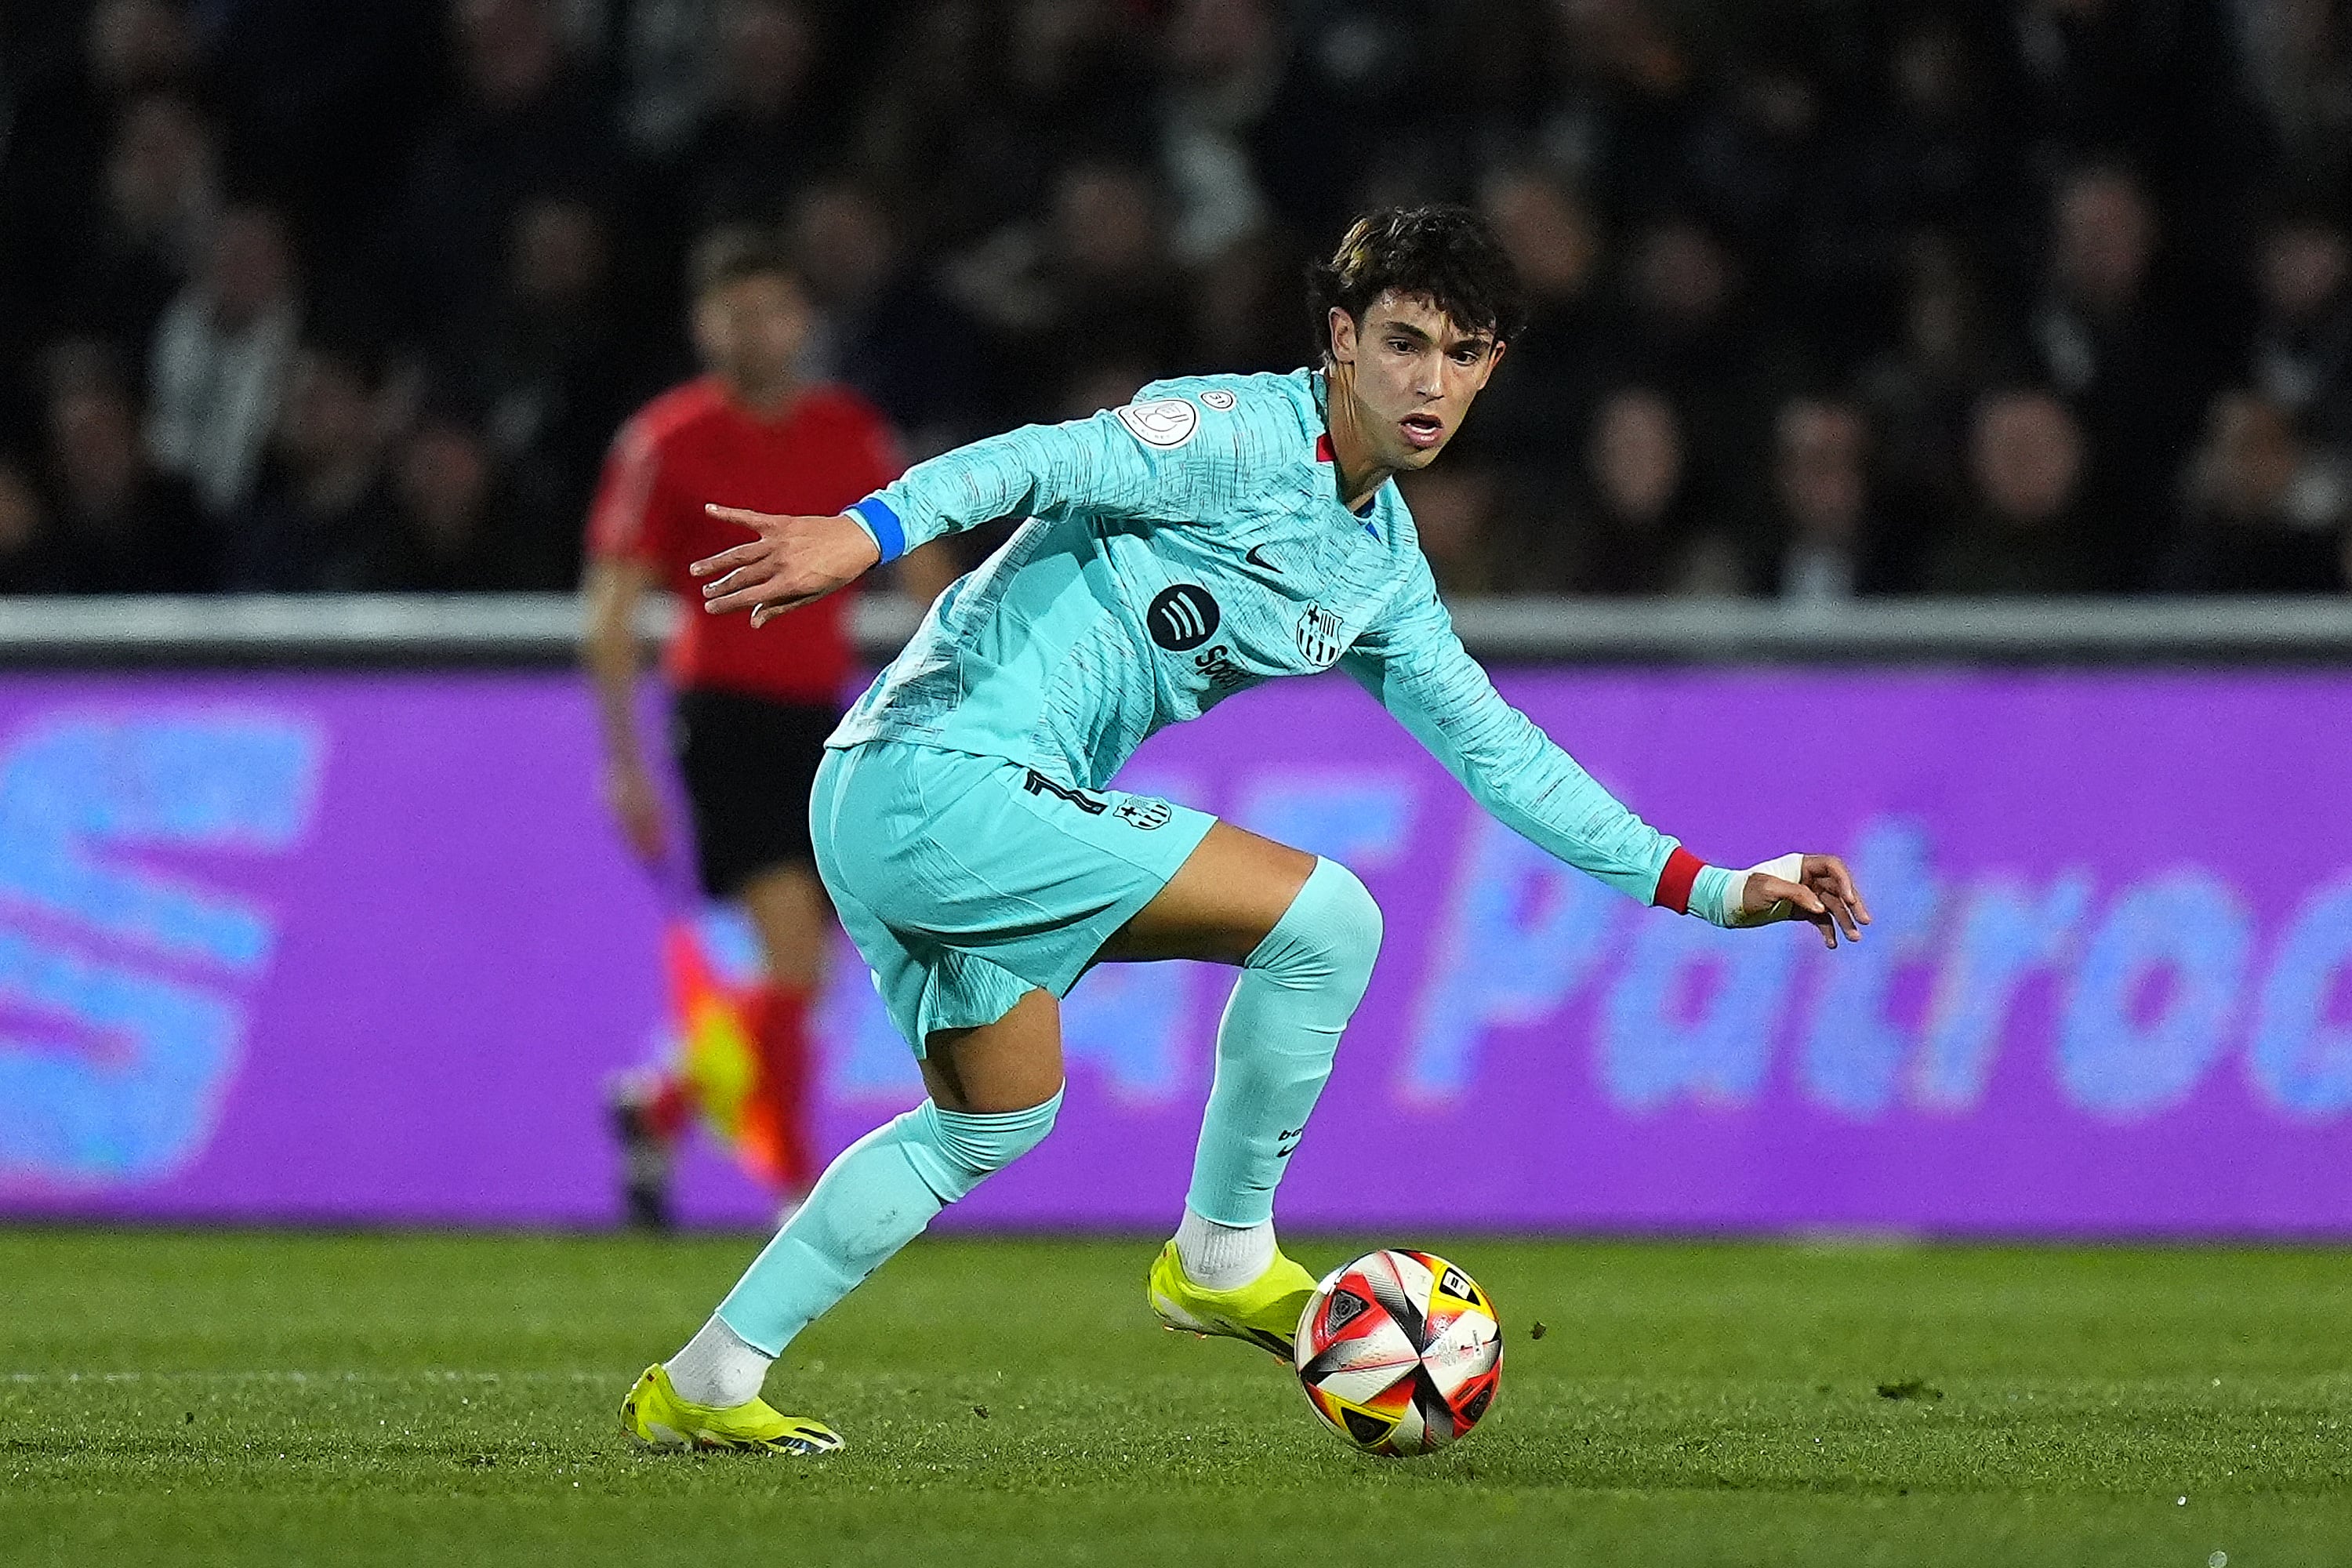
619,1364,843,1455
1147,1240,1318,1359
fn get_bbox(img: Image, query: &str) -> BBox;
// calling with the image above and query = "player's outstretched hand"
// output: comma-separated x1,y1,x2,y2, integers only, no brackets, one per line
1741,854,1871,949
691,506,882,629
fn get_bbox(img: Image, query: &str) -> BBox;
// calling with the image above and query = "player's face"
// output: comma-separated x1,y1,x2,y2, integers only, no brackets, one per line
1327,292,1505,473
693,273,811,396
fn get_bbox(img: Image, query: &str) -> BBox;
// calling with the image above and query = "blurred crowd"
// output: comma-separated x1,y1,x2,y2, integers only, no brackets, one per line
3,0,2350,599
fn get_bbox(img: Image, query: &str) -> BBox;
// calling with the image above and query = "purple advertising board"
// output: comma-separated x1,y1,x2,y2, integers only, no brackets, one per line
2,667,2348,1234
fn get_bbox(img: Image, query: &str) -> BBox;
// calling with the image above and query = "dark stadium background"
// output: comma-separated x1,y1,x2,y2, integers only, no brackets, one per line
2,0,2347,597
6,9,2352,1563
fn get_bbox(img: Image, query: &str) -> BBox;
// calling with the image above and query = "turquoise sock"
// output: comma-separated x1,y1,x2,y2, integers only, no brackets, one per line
1185,857,1382,1227
715,1090,1062,1356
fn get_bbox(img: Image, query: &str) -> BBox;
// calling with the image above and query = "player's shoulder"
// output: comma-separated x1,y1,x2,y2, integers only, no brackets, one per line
1120,368,1319,460
791,381,891,436
622,377,732,451
1130,368,1316,430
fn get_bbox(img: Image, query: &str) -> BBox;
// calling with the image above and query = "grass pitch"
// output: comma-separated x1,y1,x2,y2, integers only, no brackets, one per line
4,1230,2350,1566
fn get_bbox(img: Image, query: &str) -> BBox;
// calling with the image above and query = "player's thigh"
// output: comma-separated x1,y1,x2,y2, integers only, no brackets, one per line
920,986,1064,1114
820,742,1214,992
811,744,1156,1058
1096,820,1318,965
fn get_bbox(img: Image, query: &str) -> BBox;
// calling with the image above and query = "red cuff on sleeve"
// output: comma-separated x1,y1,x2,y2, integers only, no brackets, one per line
1654,847,1705,915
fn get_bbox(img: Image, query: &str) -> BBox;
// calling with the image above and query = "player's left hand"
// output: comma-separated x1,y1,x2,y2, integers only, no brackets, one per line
1740,854,1870,949
691,507,883,628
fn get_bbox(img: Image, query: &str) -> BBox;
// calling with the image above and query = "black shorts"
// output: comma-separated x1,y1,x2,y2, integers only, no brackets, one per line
670,688,838,898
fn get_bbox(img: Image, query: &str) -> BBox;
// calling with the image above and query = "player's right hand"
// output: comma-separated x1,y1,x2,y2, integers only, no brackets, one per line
692,507,882,629
606,760,668,865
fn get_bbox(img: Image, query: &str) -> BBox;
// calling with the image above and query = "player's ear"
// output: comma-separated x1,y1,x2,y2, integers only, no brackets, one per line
1472,338,1507,389
1327,307,1359,365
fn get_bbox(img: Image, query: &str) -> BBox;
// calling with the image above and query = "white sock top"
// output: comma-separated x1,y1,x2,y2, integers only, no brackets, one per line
664,1314,772,1408
1174,1208,1277,1291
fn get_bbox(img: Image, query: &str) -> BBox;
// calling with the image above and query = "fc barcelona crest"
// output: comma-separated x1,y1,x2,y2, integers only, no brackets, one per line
1116,797,1173,830
1294,602,1345,668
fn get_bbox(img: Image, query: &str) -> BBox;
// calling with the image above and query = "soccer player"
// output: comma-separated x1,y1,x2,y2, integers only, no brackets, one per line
621,207,1869,1453
584,229,901,1227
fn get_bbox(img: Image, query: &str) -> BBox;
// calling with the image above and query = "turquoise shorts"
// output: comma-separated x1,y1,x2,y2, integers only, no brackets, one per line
809,741,1218,1054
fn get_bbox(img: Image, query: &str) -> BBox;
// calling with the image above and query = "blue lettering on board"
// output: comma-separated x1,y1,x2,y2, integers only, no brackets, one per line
1599,913,1797,1112
1403,813,1616,1100
2248,874,2352,1118
0,709,325,1185
1797,821,1941,1119
1911,872,2091,1111
2057,870,2250,1120
1234,774,1416,869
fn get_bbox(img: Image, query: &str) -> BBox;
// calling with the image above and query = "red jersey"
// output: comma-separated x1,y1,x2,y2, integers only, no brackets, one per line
587,377,902,706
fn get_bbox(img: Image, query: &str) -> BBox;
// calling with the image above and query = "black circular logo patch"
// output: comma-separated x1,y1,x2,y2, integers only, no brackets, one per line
1146,585,1221,651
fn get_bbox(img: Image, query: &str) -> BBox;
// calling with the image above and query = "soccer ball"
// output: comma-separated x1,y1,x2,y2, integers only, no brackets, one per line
1293,1249,1501,1457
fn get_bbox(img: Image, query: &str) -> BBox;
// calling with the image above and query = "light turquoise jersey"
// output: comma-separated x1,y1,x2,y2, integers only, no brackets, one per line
831,367,1733,914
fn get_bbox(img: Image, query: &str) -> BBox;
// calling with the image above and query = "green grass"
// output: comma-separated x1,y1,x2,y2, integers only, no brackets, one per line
5,1230,2350,1566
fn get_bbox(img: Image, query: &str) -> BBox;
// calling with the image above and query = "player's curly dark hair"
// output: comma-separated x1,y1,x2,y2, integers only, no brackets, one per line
1306,205,1527,360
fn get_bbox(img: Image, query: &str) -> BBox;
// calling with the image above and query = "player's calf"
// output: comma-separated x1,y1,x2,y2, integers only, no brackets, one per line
650,1090,1065,1422
1157,858,1381,1354
1185,856,1381,1232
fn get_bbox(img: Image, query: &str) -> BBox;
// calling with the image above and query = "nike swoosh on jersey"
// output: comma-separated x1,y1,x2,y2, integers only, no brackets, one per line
1246,544,1280,572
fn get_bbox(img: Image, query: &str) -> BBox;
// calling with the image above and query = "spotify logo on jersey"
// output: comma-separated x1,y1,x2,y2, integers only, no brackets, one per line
1147,585,1222,651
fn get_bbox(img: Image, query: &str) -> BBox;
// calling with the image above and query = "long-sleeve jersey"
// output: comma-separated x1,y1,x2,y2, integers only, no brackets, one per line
829,367,1734,916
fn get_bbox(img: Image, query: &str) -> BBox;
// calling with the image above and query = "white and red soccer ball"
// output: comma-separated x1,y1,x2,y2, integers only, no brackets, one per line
1293,1248,1501,1457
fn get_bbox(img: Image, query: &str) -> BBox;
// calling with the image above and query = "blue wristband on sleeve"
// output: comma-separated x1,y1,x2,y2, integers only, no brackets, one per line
846,496,906,564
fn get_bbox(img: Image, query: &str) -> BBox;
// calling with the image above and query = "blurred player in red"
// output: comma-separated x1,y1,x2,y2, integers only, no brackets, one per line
583,229,902,1227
